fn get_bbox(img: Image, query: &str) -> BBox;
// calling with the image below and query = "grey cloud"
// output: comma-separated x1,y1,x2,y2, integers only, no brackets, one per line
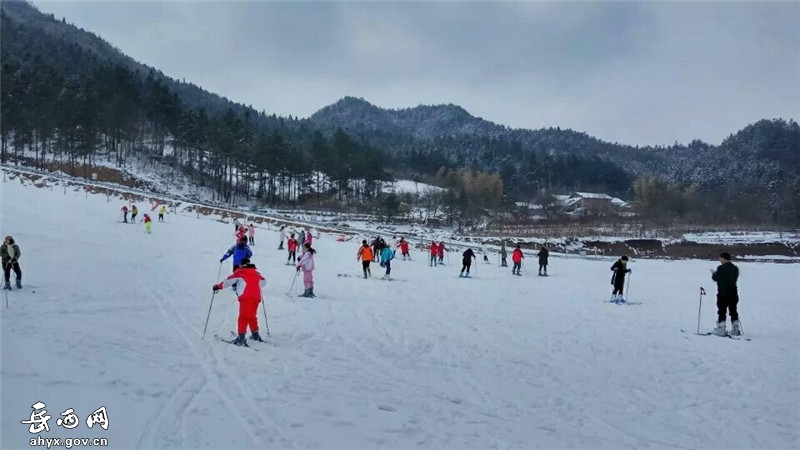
33,1,799,145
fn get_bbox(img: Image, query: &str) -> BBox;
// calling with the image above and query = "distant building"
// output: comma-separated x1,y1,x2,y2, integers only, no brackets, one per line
561,192,629,214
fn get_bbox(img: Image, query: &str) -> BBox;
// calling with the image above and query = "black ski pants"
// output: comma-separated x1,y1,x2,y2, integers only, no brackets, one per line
362,261,371,277
612,280,625,295
717,293,739,322
4,261,21,283
461,261,471,274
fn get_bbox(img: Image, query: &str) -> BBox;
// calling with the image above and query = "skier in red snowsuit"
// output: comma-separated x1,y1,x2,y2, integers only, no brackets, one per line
437,241,447,264
399,239,410,260
213,258,266,346
429,241,439,267
235,226,247,242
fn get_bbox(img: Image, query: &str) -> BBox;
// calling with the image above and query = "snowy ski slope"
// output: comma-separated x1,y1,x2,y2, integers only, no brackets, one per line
1,174,798,449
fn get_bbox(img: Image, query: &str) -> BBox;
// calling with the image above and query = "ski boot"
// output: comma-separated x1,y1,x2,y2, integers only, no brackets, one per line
308,289,316,298
730,320,742,336
459,272,465,278
712,321,727,337
3,282,11,290
15,279,22,289
464,273,471,278
301,288,311,298
250,332,264,342
232,333,248,346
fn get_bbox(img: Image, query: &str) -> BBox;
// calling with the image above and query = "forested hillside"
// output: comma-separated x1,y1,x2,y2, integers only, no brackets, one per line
1,1,798,225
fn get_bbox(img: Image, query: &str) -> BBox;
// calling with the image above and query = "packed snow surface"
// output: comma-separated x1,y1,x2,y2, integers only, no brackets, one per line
1,175,798,449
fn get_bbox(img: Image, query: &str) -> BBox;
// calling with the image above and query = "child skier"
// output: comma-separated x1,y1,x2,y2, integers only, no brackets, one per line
500,241,508,267
511,244,524,276
213,258,266,345
248,224,255,246
460,248,476,278
371,237,381,262
711,252,741,336
538,246,550,276
429,241,439,266
235,225,247,243
1,235,22,290
357,240,374,278
299,230,306,251
121,205,129,223
287,233,299,264
158,205,166,222
130,204,138,223
610,256,632,303
379,242,395,280
221,236,253,272
305,229,313,246
438,241,447,264
143,214,153,234
297,243,316,297
399,238,410,260
278,226,286,250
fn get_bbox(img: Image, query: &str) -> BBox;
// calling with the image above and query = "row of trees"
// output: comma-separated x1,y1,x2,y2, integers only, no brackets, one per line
1,12,390,205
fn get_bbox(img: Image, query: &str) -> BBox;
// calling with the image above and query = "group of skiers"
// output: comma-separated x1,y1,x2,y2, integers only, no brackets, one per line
357,239,396,279
210,220,745,346
120,203,168,234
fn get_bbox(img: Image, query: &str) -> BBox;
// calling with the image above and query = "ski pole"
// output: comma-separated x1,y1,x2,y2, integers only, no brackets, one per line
625,272,632,301
286,270,300,296
202,262,223,340
260,295,270,337
696,287,706,335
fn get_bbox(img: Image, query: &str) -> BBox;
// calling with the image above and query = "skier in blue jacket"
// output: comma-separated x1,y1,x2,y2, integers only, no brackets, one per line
379,243,395,280
221,236,253,271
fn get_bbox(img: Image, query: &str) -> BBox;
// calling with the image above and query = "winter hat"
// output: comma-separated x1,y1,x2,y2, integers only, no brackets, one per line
621,256,629,261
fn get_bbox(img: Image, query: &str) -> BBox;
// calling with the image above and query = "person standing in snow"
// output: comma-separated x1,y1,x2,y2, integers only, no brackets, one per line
305,229,313,247
297,243,316,297
399,238,410,260
711,252,741,336
221,236,253,272
213,258,266,345
287,233,299,264
429,241,439,267
437,241,447,265
143,214,153,234
371,237,381,262
235,225,247,243
357,240,374,278
460,248,476,278
500,241,508,267
1,235,22,290
158,205,167,222
121,205,129,223
248,223,255,246
299,230,306,252
480,243,489,263
610,256,631,303
511,244,524,276
379,242,394,280
278,226,286,250
537,246,550,276
130,204,138,223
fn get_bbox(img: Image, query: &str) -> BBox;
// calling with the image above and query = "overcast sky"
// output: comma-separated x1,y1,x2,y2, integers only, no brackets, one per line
32,1,799,146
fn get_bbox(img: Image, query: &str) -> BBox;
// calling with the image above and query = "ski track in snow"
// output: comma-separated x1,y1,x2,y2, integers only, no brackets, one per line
1,174,798,449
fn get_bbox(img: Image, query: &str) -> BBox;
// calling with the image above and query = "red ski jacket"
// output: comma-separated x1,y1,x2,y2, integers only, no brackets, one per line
288,238,299,252
430,243,438,255
143,214,152,224
512,248,524,263
399,241,409,253
216,266,265,302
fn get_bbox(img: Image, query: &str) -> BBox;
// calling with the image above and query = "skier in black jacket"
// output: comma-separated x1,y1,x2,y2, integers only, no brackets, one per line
610,256,631,303
711,252,741,336
459,248,476,278
537,246,549,276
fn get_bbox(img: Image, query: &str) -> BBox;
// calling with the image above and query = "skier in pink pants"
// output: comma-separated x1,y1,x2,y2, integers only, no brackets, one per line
296,242,316,298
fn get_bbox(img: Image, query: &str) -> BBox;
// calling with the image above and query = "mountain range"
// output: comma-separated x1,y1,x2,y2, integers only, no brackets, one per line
2,0,798,224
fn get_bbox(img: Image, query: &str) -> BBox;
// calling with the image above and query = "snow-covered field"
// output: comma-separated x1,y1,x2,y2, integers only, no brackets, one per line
1,174,798,450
